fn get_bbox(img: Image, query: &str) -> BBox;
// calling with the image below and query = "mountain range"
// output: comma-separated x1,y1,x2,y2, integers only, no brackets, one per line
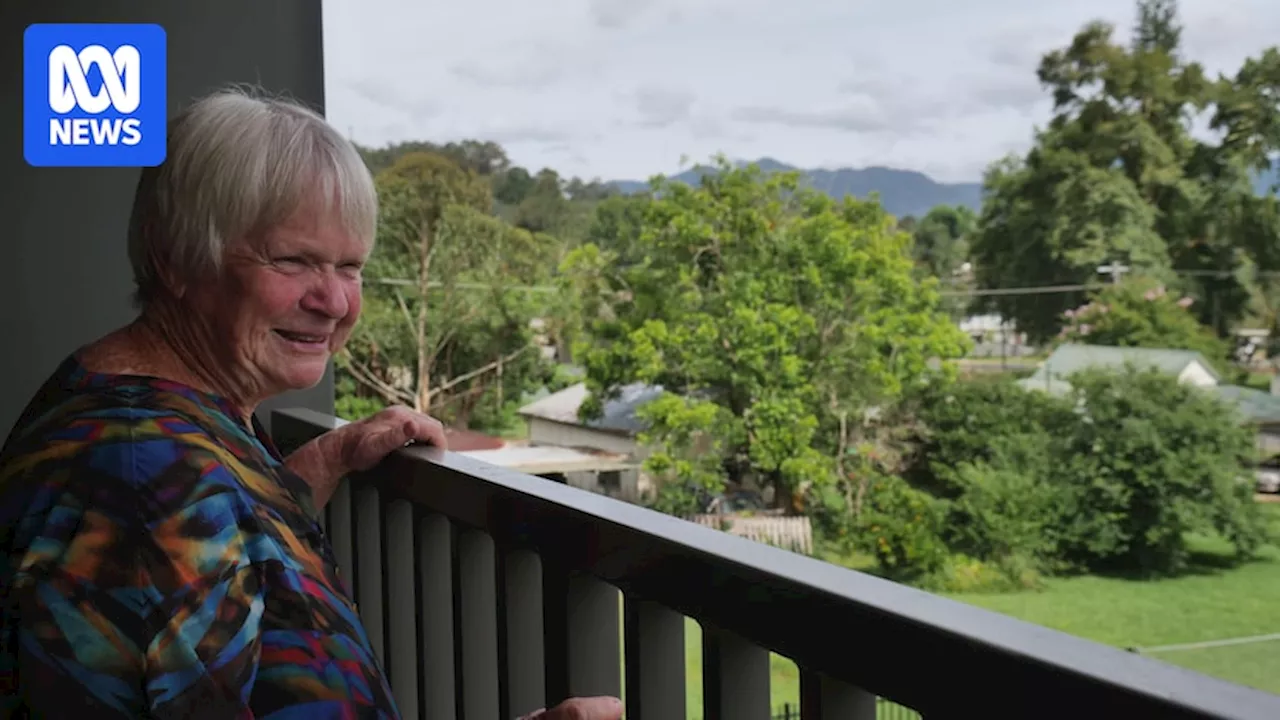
610,158,982,219
609,158,1279,219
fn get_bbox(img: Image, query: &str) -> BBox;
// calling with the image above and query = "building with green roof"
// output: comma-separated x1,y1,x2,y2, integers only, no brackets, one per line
1019,344,1280,456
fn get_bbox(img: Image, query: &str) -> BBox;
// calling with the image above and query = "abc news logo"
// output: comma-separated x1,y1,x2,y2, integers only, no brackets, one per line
48,44,143,147
23,24,166,167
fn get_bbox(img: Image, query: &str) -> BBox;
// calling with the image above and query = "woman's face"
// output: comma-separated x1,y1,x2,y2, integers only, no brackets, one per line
189,200,369,399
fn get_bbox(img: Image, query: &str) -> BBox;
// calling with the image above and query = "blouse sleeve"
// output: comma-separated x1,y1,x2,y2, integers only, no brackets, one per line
1,412,264,718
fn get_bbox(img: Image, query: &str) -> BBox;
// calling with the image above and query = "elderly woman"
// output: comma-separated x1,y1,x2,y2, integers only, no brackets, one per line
0,89,621,720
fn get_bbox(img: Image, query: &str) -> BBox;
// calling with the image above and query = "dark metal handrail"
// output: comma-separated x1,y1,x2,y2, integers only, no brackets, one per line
272,407,1280,720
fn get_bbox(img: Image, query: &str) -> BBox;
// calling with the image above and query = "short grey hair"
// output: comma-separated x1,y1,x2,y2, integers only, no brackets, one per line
127,86,377,307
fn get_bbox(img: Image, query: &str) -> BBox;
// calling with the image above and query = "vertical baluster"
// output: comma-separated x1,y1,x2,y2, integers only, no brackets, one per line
458,529,500,720
624,599,686,720
544,569,623,704
799,669,876,719
702,626,770,720
328,482,355,597
419,514,456,720
354,483,385,666
501,549,546,718
385,500,417,719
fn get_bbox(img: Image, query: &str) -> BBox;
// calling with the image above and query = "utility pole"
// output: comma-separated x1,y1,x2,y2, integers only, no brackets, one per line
1097,261,1131,284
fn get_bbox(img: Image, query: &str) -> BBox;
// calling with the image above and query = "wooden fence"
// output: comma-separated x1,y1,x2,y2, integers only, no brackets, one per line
686,513,814,555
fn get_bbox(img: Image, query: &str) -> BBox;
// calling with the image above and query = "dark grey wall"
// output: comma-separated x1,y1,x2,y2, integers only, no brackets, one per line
0,0,333,438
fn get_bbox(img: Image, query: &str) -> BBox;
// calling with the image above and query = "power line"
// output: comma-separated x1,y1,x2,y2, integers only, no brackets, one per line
940,283,1096,297
366,273,1278,301
370,276,1098,298
367,277,558,293
368,277,1104,299
941,269,1280,284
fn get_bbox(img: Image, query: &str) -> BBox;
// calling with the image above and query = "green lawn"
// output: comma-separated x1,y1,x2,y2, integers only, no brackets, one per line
658,504,1280,717
679,619,801,717
949,507,1280,695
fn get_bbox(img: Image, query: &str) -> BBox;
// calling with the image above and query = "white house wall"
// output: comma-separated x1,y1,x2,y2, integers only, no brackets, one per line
1176,362,1219,388
527,418,641,456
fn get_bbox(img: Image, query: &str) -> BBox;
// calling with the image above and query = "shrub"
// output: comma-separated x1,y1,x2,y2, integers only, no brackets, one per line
1054,367,1268,574
877,368,1271,588
1057,276,1230,367
904,375,1076,498
935,553,1044,593
857,474,950,582
945,462,1063,571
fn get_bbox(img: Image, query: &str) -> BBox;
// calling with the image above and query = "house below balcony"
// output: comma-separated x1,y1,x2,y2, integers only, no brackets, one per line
515,381,663,503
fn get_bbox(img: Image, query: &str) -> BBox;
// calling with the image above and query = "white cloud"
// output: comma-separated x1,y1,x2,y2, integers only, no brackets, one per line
322,0,1280,183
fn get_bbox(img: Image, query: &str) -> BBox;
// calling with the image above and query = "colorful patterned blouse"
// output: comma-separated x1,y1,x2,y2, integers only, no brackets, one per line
0,356,399,719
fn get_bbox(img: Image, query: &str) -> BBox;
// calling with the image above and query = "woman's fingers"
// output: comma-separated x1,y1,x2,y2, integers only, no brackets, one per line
535,696,623,720
343,407,449,472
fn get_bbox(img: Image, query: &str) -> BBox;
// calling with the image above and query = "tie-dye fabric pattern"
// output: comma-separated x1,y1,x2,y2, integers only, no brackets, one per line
0,356,399,719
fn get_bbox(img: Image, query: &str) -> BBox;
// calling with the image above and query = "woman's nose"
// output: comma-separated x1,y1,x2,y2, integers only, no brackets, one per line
299,271,350,318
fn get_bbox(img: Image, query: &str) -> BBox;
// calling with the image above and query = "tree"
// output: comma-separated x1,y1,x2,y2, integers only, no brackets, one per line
339,151,558,431
571,159,969,514
910,205,976,319
970,0,1280,342
1056,275,1230,363
911,204,975,280
549,194,651,363
1055,367,1266,574
493,166,536,206
357,139,512,178
890,369,1268,581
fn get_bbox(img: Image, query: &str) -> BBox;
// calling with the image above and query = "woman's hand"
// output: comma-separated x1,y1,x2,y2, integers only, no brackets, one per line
519,696,623,720
284,406,447,510
332,406,448,472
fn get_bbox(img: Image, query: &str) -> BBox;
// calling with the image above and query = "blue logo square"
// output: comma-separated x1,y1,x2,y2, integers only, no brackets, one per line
23,23,167,167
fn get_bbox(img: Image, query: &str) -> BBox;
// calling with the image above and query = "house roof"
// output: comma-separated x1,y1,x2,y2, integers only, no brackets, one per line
1024,344,1220,386
1016,375,1075,396
1213,385,1280,425
442,427,506,452
517,382,664,436
457,444,637,475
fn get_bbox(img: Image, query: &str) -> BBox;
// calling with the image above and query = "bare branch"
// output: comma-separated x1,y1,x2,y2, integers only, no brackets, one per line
392,288,416,336
433,345,531,395
341,351,416,406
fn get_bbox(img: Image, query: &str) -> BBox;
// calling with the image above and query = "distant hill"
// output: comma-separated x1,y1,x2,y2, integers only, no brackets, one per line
610,158,983,218
613,158,1279,217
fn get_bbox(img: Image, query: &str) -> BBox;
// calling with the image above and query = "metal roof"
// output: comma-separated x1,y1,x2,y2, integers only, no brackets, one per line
1023,344,1220,386
1213,384,1280,425
457,444,637,475
517,381,664,436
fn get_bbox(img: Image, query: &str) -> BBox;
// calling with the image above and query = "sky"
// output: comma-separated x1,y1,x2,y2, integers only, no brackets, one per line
322,0,1280,184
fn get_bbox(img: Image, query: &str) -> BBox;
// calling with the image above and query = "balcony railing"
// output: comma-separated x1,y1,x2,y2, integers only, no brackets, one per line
272,408,1280,720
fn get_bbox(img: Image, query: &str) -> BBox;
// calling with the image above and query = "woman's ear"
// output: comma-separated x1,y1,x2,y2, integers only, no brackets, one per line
146,234,187,300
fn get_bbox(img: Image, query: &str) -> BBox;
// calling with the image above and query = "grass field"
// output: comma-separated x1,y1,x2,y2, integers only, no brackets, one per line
951,505,1280,695
666,503,1280,716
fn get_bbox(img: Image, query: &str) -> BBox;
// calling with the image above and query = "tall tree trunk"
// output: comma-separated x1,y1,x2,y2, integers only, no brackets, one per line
415,226,433,413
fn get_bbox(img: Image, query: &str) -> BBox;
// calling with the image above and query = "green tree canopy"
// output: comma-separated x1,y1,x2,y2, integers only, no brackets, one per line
570,159,969,515
339,151,558,431
911,204,976,280
970,0,1280,342
1056,276,1230,363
